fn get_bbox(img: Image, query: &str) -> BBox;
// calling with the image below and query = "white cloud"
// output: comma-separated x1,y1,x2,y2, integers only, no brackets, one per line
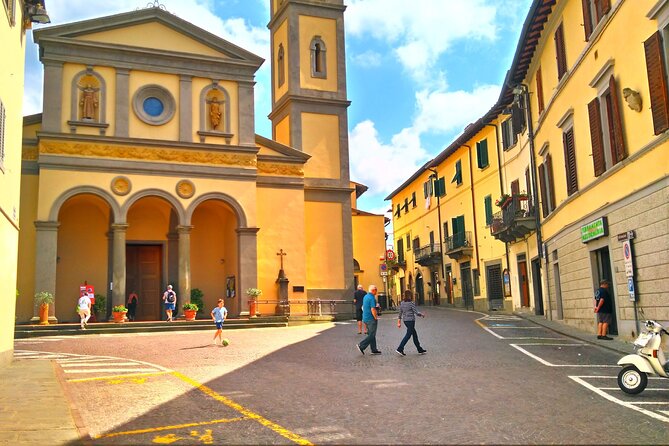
412,84,501,135
349,120,430,197
346,0,497,82
350,50,383,69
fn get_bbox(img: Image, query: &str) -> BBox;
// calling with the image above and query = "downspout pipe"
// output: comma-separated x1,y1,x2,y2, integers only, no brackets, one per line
463,144,480,273
485,122,510,273
427,168,445,282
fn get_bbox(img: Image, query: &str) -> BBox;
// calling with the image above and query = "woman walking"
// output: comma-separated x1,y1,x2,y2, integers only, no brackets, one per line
396,290,427,356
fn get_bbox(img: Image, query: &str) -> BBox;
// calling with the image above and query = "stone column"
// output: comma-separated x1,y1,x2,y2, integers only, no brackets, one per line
177,225,193,307
237,227,259,316
31,221,60,323
111,224,128,314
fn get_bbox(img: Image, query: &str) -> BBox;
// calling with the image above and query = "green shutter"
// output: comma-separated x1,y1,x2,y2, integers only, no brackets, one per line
478,139,489,168
484,195,493,225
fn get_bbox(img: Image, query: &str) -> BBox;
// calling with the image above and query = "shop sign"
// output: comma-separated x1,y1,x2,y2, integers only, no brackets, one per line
580,217,608,243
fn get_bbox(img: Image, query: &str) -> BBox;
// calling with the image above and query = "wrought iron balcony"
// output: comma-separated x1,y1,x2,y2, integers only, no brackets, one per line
490,195,537,243
413,244,442,267
445,231,473,260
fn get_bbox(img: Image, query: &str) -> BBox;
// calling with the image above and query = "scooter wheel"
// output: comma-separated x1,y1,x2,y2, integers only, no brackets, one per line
617,365,648,395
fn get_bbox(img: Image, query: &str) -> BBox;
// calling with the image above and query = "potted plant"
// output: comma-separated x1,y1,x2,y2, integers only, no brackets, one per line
182,302,199,321
495,193,511,208
190,288,204,315
92,294,106,321
34,291,54,325
112,304,127,323
246,287,262,318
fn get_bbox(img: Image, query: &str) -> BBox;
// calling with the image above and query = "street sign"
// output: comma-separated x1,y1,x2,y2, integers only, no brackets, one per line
379,263,388,276
622,240,634,278
627,277,636,302
386,249,395,261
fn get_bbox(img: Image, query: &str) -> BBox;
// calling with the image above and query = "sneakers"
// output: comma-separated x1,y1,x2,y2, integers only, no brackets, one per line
370,350,382,355
395,350,406,356
356,344,365,355
418,349,427,354
598,335,613,340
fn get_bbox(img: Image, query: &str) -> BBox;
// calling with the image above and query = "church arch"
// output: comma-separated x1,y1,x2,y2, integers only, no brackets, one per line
121,189,186,224
49,186,120,222
185,192,247,227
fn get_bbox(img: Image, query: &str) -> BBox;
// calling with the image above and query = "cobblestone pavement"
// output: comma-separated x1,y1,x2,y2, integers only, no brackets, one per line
13,308,669,445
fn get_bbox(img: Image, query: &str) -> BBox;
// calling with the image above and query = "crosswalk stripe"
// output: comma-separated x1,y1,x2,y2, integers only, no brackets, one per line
63,368,158,374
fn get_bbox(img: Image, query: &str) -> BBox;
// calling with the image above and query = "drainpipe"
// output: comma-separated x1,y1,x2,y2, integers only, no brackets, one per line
464,144,480,273
485,123,510,274
427,168,444,283
517,83,544,316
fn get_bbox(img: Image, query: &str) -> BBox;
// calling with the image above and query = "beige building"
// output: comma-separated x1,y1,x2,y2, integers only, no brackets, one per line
16,0,384,324
2,1,51,367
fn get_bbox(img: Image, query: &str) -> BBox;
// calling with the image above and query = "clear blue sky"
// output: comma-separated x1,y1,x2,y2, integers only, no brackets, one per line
24,0,533,221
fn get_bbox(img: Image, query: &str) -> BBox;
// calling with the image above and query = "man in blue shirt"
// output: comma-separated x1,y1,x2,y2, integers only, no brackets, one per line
356,285,381,355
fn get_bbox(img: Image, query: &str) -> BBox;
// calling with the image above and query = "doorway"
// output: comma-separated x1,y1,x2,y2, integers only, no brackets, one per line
126,245,163,321
431,269,440,305
517,256,530,307
593,246,617,335
460,261,473,310
531,258,543,315
486,263,504,310
415,271,424,305
445,265,453,304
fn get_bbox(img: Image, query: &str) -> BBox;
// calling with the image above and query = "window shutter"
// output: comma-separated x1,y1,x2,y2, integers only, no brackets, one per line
436,177,446,197
554,23,567,80
546,153,556,211
608,74,627,164
582,0,593,41
502,120,510,149
644,32,669,135
511,103,526,135
536,67,545,114
563,128,578,196
538,163,549,218
484,196,493,226
511,179,520,196
395,204,401,218
477,139,489,168
595,0,611,22
588,98,606,176
525,167,532,210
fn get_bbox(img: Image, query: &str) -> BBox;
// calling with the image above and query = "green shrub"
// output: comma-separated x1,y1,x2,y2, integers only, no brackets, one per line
93,294,106,315
34,291,54,306
190,288,204,313
112,305,127,312
182,302,199,311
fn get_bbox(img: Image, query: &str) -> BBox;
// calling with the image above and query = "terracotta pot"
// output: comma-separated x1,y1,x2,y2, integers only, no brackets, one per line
39,304,49,325
249,300,257,318
184,309,197,321
112,311,127,323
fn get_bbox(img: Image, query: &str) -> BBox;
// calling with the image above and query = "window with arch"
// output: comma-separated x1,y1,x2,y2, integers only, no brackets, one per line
277,43,285,87
310,36,327,79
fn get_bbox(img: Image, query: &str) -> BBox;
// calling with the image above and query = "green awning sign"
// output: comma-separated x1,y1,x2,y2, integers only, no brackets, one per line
581,217,608,243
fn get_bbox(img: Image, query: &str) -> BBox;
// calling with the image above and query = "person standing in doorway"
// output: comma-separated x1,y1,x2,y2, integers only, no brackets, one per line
356,285,382,355
396,289,427,356
78,292,92,330
594,279,613,340
127,291,138,322
353,284,367,334
211,299,228,346
163,285,177,322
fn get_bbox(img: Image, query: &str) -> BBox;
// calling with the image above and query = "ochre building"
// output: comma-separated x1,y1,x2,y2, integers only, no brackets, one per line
16,0,379,323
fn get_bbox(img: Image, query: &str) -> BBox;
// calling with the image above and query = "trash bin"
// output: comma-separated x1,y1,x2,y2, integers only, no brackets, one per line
377,292,387,311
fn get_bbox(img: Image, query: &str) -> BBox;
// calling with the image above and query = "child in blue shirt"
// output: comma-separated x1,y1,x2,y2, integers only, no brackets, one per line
211,299,228,346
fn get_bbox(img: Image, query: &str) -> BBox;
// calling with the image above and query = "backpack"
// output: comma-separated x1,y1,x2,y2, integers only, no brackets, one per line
166,290,176,303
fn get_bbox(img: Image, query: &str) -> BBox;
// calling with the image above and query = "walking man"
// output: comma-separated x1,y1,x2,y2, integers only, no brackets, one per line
356,285,382,355
353,284,367,334
162,285,177,322
594,279,613,340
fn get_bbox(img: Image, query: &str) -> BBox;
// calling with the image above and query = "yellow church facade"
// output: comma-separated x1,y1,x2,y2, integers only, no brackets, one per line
16,0,375,324
388,0,669,338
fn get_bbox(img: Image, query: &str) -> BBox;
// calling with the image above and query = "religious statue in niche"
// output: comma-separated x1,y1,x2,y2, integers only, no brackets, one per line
209,97,222,130
79,84,100,121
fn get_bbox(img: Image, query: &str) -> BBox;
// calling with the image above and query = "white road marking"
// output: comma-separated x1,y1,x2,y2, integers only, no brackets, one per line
510,344,617,367
60,362,140,367
599,387,669,391
64,368,158,374
570,376,669,423
487,326,543,329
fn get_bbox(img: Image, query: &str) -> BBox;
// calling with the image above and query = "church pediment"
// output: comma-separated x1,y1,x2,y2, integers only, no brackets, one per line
33,7,264,68
256,134,311,164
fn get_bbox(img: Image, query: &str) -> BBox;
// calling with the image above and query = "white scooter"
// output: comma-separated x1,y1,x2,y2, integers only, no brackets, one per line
617,320,669,394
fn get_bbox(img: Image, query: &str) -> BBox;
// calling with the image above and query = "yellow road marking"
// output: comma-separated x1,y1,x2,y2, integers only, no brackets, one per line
172,371,314,445
67,370,171,383
93,417,244,439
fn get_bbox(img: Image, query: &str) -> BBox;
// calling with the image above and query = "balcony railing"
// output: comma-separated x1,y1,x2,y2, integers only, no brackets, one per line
490,195,537,243
413,243,442,266
445,231,473,260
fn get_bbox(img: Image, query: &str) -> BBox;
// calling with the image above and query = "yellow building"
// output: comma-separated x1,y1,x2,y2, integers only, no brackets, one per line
388,0,669,338
16,0,373,323
2,1,52,367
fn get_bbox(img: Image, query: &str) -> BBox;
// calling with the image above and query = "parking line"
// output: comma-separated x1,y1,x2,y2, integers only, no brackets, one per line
67,371,171,383
510,344,617,367
172,371,314,445
570,376,669,423
94,417,245,439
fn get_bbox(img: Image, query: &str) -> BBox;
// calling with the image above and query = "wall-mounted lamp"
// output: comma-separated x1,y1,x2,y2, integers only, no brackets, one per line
25,0,51,26
452,277,457,285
